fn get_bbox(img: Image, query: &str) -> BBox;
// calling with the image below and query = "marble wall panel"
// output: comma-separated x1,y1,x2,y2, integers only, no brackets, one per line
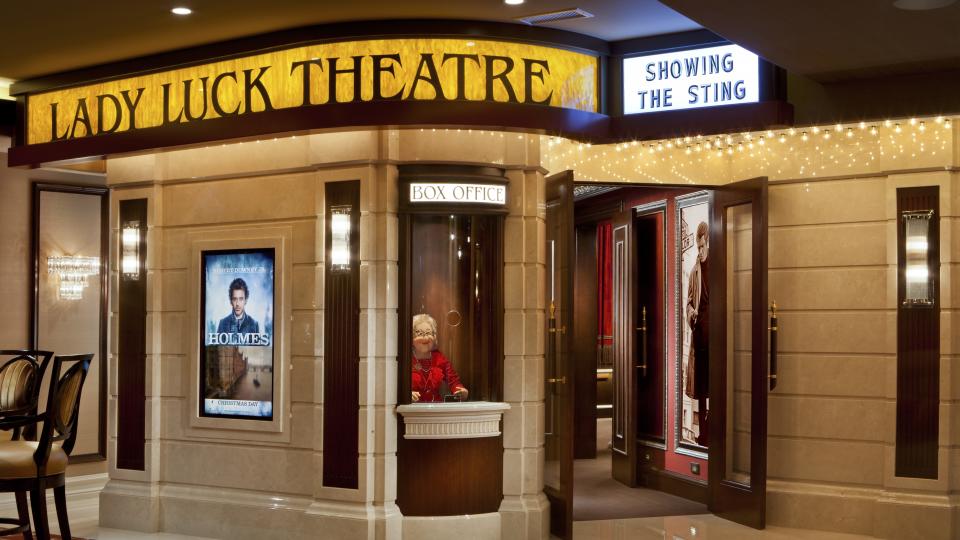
769,267,888,310
160,441,314,495
768,395,887,441
774,354,891,398
162,172,317,227
768,178,886,227
776,311,894,355
162,136,311,181
767,437,884,486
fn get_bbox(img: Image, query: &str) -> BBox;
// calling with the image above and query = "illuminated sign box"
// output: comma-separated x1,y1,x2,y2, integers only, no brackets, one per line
409,182,506,205
27,38,599,145
622,44,759,115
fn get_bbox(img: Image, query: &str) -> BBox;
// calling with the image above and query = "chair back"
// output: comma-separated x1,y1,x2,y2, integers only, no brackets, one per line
33,354,92,472
0,350,53,417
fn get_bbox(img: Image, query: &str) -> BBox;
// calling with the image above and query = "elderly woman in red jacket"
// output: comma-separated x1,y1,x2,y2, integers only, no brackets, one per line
411,313,468,402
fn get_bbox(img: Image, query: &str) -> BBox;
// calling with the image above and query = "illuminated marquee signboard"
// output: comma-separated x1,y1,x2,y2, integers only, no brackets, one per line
26,38,598,145
622,44,759,115
409,182,506,205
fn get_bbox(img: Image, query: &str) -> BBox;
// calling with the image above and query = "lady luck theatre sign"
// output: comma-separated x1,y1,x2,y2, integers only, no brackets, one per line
26,38,598,145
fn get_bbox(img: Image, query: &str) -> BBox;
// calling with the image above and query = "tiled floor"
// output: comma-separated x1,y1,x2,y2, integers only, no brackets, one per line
571,514,881,540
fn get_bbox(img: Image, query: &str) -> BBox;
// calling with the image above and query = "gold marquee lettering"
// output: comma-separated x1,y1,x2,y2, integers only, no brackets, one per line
28,38,598,145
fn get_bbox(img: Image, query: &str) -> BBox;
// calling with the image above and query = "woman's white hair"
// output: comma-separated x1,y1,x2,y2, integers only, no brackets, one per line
412,313,438,347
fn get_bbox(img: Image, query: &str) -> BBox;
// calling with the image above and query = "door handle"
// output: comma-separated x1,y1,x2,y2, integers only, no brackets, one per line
635,306,648,377
547,376,567,384
769,300,778,391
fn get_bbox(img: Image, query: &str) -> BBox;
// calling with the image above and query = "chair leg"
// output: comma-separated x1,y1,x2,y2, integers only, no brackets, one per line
53,485,71,540
15,491,32,540
29,486,49,540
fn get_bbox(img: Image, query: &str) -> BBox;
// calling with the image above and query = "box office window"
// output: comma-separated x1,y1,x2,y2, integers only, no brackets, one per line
404,213,503,404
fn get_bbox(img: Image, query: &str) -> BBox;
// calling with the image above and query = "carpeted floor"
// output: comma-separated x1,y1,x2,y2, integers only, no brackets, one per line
573,419,707,522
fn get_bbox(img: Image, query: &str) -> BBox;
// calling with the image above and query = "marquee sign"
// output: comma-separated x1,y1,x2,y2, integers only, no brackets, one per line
622,44,759,115
25,38,598,145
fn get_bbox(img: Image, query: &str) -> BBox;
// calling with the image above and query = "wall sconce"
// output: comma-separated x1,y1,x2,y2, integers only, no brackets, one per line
121,221,141,280
329,206,352,272
47,255,100,300
902,210,934,305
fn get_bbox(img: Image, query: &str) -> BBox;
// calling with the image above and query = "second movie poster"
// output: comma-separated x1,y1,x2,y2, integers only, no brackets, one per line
200,248,275,420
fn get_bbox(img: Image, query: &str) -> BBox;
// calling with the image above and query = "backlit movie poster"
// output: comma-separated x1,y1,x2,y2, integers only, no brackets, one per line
678,197,709,449
200,248,274,420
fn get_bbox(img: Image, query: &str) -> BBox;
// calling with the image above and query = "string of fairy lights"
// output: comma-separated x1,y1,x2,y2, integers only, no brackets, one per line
541,115,955,184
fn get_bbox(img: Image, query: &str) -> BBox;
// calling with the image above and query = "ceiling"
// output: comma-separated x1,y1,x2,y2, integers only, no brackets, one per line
2,0,699,81
6,1,959,85
660,0,960,82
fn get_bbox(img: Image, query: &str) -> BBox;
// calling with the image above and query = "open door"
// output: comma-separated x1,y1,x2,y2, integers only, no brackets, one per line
708,177,769,529
545,171,575,538
610,207,637,486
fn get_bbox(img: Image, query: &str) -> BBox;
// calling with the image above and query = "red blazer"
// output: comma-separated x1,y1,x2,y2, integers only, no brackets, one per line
412,350,465,403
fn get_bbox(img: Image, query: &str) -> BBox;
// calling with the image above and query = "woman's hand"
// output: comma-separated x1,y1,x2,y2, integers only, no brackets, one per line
412,391,421,402
454,387,469,400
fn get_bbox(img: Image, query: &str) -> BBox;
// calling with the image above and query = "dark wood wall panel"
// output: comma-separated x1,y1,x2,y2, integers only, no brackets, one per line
322,180,361,489
895,186,940,479
117,198,147,471
397,427,503,516
573,224,599,459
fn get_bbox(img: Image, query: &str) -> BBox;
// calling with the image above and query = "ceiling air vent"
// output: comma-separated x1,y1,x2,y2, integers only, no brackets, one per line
516,8,594,25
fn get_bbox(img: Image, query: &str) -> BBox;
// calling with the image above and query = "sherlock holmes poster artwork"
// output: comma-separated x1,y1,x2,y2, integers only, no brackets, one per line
200,248,275,420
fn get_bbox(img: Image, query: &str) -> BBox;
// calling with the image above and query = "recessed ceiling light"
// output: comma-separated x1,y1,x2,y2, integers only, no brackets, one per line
505,0,525,5
171,6,192,15
893,0,956,9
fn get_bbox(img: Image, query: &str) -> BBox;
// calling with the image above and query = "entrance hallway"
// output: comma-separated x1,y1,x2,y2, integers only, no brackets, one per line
574,418,704,521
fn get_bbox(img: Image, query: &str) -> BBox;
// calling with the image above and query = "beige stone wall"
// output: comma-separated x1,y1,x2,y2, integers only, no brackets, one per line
100,129,549,540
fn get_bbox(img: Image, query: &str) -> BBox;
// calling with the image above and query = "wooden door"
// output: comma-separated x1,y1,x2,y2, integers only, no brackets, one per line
634,209,666,447
545,171,575,538
611,207,637,486
707,177,769,529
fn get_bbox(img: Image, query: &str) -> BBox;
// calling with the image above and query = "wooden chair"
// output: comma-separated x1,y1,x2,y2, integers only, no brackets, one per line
0,350,54,441
0,353,92,540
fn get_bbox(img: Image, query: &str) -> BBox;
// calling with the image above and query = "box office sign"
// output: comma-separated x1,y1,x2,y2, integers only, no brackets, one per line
27,38,599,145
409,182,507,205
623,44,759,115
200,248,275,421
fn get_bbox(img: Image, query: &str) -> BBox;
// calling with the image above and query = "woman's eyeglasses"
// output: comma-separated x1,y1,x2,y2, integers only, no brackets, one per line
413,329,436,338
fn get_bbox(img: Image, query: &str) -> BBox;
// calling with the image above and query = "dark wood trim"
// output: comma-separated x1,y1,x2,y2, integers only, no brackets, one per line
322,180,361,489
116,198,147,470
610,29,725,57
7,98,795,167
574,198,622,225
11,20,609,96
635,442,708,504
31,183,109,462
895,185,940,479
0,99,14,138
7,101,612,168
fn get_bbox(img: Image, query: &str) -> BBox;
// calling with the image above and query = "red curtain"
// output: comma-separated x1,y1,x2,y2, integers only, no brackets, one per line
596,221,613,365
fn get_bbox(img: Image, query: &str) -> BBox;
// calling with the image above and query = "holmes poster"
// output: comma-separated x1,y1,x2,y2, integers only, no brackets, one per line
200,248,275,420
